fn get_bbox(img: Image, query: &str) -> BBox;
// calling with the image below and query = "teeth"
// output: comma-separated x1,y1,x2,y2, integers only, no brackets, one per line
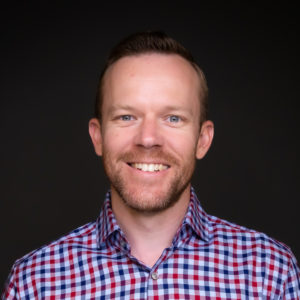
131,163,168,172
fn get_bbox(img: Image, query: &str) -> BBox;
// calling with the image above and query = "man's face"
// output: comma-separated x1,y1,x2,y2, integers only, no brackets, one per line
90,54,213,213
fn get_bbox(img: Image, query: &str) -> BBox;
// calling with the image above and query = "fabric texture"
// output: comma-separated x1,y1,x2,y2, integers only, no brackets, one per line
2,188,300,299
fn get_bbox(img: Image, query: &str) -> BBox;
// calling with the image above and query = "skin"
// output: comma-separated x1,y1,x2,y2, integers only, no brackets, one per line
89,54,214,266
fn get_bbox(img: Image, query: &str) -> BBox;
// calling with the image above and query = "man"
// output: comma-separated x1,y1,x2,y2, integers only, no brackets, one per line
2,31,300,299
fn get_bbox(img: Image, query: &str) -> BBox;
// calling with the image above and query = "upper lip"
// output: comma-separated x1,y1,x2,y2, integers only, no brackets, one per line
128,162,170,166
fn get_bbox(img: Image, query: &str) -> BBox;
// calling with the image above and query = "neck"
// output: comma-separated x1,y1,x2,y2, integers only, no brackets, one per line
111,186,191,267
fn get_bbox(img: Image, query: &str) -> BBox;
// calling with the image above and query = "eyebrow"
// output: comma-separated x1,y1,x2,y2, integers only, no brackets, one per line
106,104,138,115
107,104,193,116
109,104,136,111
160,105,191,112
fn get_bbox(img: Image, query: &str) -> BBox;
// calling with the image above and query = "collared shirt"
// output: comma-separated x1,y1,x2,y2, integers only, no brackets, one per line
2,189,300,299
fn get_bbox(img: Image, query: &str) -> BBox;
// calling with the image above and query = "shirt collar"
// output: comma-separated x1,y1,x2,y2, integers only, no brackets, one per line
96,190,122,247
183,187,213,243
96,187,213,248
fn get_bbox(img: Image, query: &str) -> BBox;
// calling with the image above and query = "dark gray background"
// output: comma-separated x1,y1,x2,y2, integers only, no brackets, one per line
1,2,299,287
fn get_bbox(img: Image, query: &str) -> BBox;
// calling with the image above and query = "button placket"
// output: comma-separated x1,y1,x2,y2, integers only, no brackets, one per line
151,272,158,280
120,240,126,249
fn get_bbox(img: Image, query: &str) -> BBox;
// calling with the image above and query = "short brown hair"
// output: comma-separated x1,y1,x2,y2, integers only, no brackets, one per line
95,31,208,126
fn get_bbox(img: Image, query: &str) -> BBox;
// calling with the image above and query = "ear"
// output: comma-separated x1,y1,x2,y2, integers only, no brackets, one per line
89,118,103,156
196,120,214,159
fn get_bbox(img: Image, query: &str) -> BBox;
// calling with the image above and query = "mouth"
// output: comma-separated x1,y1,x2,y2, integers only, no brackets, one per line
128,163,169,172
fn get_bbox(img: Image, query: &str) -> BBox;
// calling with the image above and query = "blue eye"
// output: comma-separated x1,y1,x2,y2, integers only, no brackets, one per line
168,115,181,123
120,115,133,121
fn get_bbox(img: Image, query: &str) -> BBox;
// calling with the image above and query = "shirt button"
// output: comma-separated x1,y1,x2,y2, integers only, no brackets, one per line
151,272,158,280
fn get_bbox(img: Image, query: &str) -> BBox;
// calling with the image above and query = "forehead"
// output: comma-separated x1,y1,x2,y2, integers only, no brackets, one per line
103,53,200,95
101,54,201,119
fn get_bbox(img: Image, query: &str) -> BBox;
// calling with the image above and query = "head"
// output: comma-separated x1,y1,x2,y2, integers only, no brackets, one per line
95,31,209,128
89,31,214,213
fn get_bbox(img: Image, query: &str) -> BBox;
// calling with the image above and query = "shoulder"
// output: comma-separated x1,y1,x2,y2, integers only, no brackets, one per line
2,221,98,299
207,213,299,279
208,214,300,296
13,221,97,272
208,213,294,258
191,190,296,266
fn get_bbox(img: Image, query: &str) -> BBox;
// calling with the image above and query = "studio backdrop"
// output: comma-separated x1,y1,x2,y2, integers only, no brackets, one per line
1,2,299,287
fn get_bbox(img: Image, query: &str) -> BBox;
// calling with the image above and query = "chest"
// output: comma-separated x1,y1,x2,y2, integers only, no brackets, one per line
19,248,281,299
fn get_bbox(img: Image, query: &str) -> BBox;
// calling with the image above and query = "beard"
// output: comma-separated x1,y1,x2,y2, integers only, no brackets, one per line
102,148,196,213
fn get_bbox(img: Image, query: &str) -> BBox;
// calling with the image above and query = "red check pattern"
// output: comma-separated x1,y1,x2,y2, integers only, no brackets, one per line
2,188,300,299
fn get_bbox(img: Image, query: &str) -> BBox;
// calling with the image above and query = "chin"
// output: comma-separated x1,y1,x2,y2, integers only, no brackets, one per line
114,181,189,213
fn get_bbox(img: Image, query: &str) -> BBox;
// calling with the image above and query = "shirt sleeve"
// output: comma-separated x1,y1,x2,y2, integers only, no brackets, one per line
1,265,19,300
282,254,300,299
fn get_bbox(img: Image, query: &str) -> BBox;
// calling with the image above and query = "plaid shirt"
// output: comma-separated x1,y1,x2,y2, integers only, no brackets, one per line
2,188,300,299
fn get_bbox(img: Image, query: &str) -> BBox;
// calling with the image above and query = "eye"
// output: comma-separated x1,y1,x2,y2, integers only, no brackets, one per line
120,115,133,121
167,115,181,123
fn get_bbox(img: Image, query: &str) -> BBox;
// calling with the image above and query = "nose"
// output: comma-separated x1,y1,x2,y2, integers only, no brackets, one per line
134,117,163,148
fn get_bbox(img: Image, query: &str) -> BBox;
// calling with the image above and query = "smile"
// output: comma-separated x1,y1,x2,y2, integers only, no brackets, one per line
129,163,169,172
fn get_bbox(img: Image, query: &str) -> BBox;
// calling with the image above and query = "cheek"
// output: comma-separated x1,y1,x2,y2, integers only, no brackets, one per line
166,131,198,157
102,130,131,153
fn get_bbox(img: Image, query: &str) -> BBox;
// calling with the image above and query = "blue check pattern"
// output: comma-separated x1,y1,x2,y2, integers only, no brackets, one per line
2,188,300,299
